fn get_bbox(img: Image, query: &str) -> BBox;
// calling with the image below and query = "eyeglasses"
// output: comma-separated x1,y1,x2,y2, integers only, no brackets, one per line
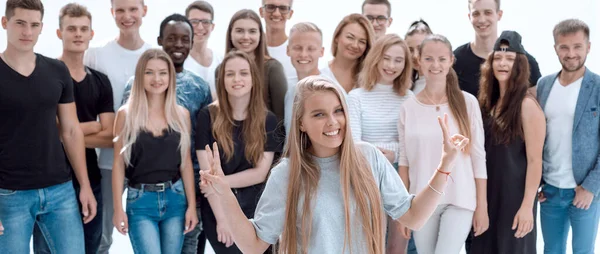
189,19,213,27
365,15,389,24
263,4,291,14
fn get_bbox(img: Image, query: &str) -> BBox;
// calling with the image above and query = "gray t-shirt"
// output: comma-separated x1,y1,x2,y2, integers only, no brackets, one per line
251,142,414,253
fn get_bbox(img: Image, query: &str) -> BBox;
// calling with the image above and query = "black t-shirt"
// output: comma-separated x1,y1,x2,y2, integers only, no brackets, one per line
453,42,542,97
73,67,114,186
126,129,182,185
195,106,282,221
0,54,74,190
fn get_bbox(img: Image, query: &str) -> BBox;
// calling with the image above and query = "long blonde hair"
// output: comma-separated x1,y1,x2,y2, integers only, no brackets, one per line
419,35,471,151
281,76,385,254
119,49,191,168
358,34,413,96
210,50,267,165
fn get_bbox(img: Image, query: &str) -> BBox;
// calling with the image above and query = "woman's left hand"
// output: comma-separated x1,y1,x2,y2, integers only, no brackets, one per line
184,207,199,234
472,206,489,237
512,206,534,238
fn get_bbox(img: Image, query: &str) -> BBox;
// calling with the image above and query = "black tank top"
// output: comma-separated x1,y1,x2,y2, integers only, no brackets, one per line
126,128,182,185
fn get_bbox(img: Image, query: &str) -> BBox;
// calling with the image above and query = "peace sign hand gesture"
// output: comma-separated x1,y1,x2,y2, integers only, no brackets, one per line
438,113,469,171
199,142,230,197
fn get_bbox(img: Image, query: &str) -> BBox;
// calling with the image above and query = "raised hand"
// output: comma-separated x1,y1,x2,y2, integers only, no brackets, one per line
199,142,230,196
438,113,469,170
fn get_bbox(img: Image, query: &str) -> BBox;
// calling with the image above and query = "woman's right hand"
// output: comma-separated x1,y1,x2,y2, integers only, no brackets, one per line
438,114,470,170
199,142,230,197
113,209,128,235
217,222,235,247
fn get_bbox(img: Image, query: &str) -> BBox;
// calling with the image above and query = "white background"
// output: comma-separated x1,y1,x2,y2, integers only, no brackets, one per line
1,0,598,253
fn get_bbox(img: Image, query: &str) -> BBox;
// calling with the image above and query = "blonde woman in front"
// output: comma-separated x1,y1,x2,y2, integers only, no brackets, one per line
398,35,488,254
198,76,471,254
346,33,414,253
111,49,198,254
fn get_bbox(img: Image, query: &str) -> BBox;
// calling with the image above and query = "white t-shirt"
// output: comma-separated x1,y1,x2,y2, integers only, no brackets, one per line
84,39,153,170
184,49,223,98
267,40,297,89
543,77,583,188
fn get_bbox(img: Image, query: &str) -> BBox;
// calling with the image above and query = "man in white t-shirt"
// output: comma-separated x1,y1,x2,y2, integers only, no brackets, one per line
536,19,600,254
284,22,325,135
259,0,297,87
184,1,222,100
82,0,153,253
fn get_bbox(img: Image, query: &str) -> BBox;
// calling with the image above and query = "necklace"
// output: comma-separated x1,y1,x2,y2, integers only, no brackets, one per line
423,90,446,112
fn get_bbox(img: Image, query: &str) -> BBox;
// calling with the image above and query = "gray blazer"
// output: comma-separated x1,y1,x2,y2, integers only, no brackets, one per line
537,68,600,196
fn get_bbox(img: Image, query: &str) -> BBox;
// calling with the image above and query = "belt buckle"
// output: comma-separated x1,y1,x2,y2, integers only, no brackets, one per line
156,183,166,192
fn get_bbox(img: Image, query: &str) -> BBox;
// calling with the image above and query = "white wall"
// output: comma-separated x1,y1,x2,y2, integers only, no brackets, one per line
0,0,597,76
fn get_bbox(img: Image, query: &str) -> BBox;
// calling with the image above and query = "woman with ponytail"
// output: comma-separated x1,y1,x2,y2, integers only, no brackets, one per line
199,75,470,254
397,34,488,253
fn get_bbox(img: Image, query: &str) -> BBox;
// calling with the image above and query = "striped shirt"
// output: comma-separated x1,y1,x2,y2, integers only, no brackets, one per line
347,84,413,163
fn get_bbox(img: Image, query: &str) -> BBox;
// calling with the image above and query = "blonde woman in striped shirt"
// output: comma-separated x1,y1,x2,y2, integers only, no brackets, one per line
347,33,414,253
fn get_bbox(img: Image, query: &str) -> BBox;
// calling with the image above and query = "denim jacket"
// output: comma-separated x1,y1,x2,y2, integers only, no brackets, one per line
537,68,600,196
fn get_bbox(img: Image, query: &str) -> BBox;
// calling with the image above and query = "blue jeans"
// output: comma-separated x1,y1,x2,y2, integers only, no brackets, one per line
127,179,188,254
0,180,84,254
540,184,600,254
33,181,103,254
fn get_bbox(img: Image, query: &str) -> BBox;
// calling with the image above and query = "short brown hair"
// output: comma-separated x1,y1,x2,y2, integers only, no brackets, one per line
5,0,44,20
185,1,214,20
361,0,391,16
59,3,91,29
468,0,500,11
553,19,590,44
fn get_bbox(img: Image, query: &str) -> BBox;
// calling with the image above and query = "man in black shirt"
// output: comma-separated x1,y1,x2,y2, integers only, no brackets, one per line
454,0,541,97
0,1,96,253
31,3,113,254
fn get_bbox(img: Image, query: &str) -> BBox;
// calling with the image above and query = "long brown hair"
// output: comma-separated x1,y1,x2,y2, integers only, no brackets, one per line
358,34,412,96
331,13,376,90
478,51,530,144
210,50,267,165
225,9,270,75
281,76,385,254
419,34,472,151
119,49,190,168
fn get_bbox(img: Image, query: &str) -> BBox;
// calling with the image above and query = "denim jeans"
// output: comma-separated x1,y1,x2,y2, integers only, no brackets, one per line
127,179,188,254
0,180,84,254
540,184,600,254
182,208,203,254
33,181,103,254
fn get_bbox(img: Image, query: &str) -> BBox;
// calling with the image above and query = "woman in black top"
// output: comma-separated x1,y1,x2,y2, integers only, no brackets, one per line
111,49,198,254
471,31,545,254
196,50,281,253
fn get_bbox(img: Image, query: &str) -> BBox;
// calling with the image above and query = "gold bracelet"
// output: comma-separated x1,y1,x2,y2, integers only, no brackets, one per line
428,184,444,195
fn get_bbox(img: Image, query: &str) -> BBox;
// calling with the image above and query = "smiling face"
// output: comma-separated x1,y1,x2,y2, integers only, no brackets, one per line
187,8,214,44
260,0,293,30
159,21,192,71
555,31,590,73
405,32,427,72
362,3,391,39
335,23,368,61
287,31,324,75
377,44,406,85
230,18,260,54
2,8,43,53
111,0,146,33
300,90,346,158
468,0,502,39
223,57,253,99
419,41,454,83
143,58,170,95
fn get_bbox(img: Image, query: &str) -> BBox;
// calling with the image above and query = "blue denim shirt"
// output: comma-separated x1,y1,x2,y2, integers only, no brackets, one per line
537,68,600,197
121,69,213,170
